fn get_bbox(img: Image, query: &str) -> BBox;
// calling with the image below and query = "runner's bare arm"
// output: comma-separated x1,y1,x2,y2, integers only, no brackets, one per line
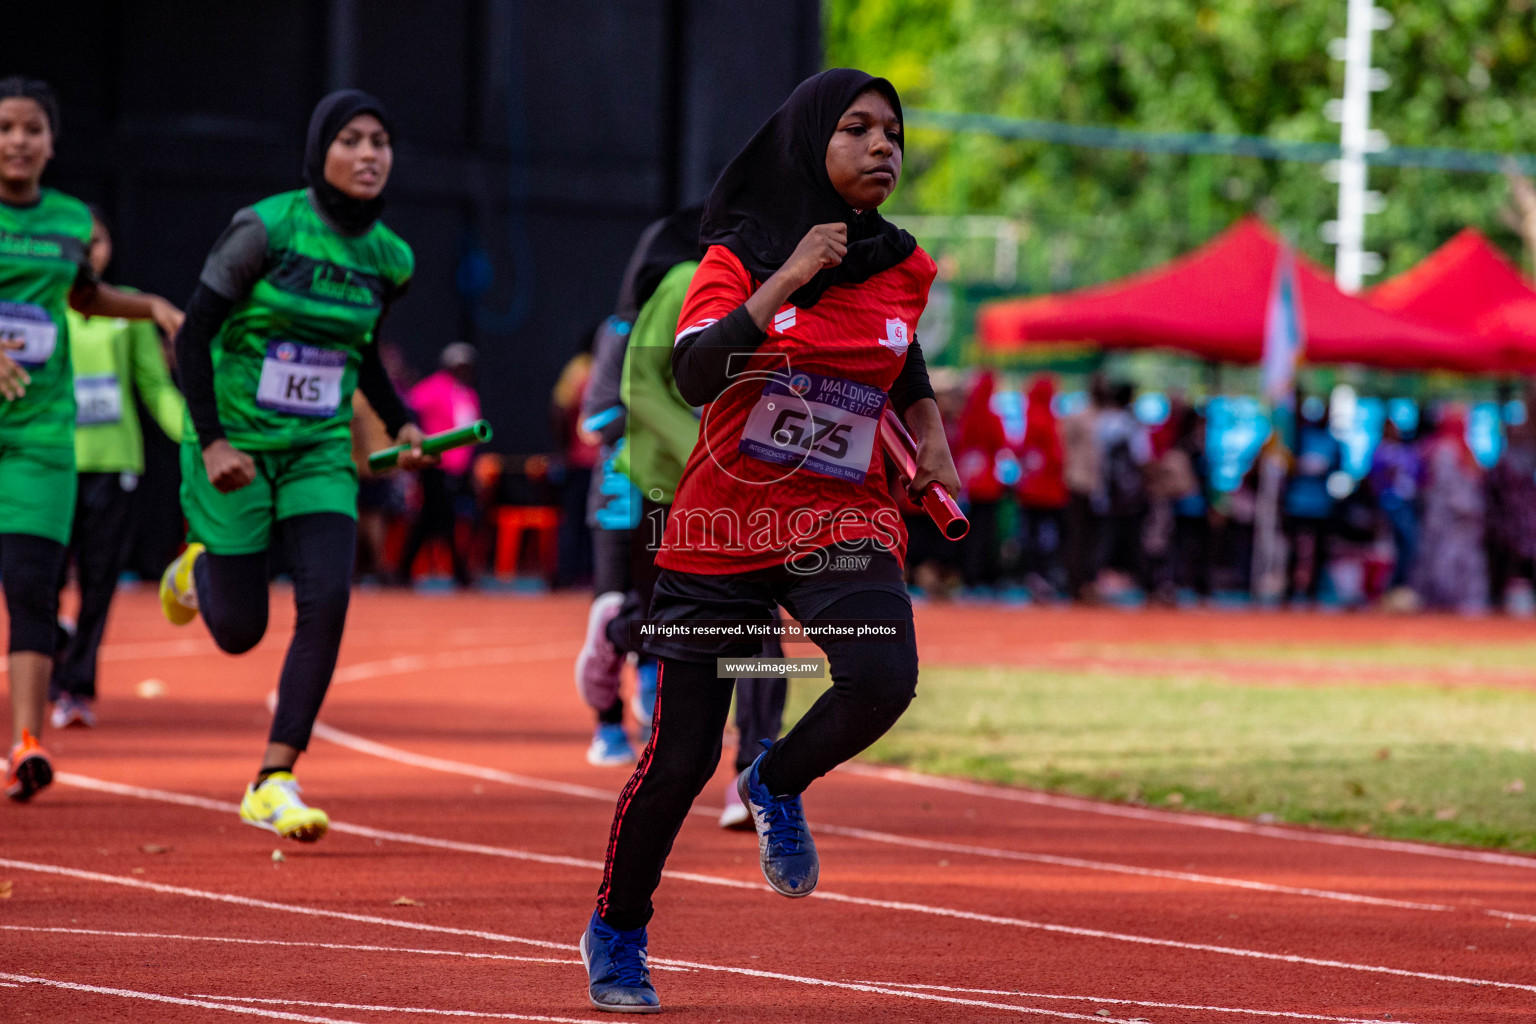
0,338,28,401
70,282,184,338
902,396,961,501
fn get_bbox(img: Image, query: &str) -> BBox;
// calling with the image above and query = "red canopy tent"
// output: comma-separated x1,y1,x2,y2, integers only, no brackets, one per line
977,218,1484,372
1363,228,1536,372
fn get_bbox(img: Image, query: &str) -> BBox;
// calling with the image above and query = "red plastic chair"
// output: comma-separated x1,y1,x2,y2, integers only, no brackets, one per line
494,505,561,580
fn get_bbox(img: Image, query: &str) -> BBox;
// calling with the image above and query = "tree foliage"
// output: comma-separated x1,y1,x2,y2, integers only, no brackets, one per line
825,0,1536,290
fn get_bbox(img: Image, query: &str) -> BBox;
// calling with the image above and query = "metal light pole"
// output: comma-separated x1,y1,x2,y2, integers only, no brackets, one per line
1322,0,1391,293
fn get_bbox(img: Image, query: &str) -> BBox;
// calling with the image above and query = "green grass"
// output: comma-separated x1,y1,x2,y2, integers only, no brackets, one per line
785,666,1536,851
1095,640,1536,671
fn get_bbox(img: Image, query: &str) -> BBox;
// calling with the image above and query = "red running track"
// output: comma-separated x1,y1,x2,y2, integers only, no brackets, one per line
2,589,1535,1023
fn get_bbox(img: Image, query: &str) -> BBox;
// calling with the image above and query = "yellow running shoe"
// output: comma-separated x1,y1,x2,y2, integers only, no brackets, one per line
160,543,204,626
239,771,329,842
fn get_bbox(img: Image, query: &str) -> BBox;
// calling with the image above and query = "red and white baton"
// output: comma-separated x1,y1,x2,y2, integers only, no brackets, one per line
879,406,969,541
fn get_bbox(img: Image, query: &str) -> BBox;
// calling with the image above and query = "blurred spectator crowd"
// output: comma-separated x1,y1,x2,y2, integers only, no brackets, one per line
900,369,1536,615
360,335,1536,617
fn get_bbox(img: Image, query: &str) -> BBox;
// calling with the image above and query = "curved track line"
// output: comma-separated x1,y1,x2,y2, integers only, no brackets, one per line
331,644,576,685
0,859,1147,1023
843,763,1536,869
813,888,1536,994
39,781,1536,998
196,991,1140,1024
303,720,1473,915
56,773,661,880
306,725,616,802
1,927,1418,1024
1486,908,1536,923
0,856,572,952
323,642,1536,872
193,994,615,1023
0,925,584,968
850,980,1422,1024
815,823,1453,911
0,972,370,1024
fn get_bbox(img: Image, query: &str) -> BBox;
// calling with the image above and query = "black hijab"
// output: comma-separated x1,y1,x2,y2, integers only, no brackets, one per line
303,89,392,235
699,68,916,309
633,205,704,314
614,206,704,321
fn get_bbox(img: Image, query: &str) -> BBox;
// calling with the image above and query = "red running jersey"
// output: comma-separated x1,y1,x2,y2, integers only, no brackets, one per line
658,244,937,575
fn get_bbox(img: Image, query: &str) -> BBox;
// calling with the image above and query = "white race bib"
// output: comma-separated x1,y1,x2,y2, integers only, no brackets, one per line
75,373,123,425
738,371,885,484
255,341,346,418
0,300,58,368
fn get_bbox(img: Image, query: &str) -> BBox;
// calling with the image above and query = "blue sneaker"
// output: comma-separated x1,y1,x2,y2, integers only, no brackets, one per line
736,745,818,897
587,723,636,767
580,910,660,1014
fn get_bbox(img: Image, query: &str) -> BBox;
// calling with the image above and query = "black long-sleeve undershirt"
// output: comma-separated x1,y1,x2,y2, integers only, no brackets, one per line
173,282,413,448
175,284,233,446
355,309,413,437
671,303,936,416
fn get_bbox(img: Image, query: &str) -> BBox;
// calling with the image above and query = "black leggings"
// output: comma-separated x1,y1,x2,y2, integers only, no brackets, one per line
194,512,356,751
2,533,67,655
53,473,138,698
596,588,917,931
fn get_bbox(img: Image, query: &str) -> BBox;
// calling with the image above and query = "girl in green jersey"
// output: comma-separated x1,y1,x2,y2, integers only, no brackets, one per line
51,206,187,730
160,90,432,842
1,77,183,802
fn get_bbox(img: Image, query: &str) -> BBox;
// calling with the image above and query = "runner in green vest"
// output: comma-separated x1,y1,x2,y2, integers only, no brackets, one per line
51,206,187,729
159,90,432,842
1,77,183,802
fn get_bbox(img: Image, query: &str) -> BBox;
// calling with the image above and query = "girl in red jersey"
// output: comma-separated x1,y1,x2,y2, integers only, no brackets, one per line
578,69,959,1014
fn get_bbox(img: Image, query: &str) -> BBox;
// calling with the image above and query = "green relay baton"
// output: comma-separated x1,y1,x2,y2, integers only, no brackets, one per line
367,420,493,472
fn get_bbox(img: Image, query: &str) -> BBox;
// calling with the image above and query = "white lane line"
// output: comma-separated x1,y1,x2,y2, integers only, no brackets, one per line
1485,909,1536,923
843,764,1536,871
0,860,1144,1023
854,980,1426,1024
194,994,612,1023
53,770,1461,928
99,637,226,661
198,990,1142,1023
29,924,1430,1023
306,722,1460,914
306,724,617,802
319,644,1536,892
817,823,1453,912
331,644,576,685
810,888,1536,994
59,773,735,885
21,779,1536,1004
0,857,572,953
0,972,369,1024
0,924,587,969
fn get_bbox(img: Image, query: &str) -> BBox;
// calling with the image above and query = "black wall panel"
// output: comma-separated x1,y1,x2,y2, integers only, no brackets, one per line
7,0,820,453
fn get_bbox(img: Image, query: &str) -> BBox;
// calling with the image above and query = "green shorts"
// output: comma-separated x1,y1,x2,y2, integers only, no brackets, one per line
0,442,76,544
180,439,358,555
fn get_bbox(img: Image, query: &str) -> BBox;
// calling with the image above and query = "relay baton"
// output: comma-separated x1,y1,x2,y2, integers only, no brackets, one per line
878,406,969,541
367,419,493,472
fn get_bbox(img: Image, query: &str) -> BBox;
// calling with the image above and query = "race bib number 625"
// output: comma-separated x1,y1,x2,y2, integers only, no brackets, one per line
738,371,885,484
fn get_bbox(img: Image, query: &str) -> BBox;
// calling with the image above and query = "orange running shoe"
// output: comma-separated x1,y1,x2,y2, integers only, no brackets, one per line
5,730,54,802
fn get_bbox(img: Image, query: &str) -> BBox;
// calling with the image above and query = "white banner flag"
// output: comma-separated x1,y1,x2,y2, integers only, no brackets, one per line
1261,243,1306,406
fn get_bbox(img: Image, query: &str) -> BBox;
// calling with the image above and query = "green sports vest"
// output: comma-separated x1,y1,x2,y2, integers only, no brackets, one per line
0,188,93,447
209,190,413,451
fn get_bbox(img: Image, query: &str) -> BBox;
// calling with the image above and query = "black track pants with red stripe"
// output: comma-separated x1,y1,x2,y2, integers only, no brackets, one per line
594,589,917,931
